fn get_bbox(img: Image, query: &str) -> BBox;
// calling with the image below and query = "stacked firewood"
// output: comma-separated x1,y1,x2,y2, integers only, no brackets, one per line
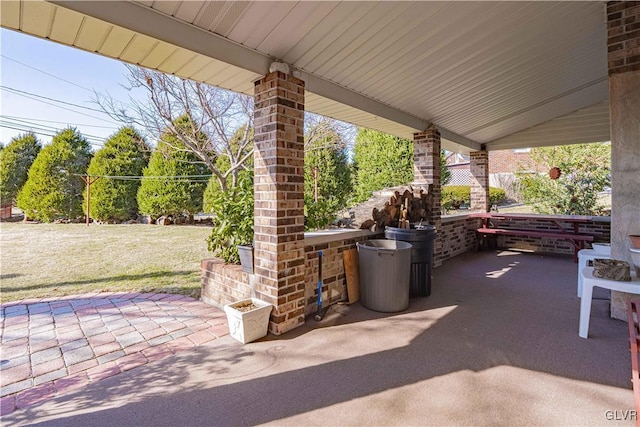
360,185,433,231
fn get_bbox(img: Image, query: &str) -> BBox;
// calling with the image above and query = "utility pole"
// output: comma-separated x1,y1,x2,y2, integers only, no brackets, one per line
81,175,100,226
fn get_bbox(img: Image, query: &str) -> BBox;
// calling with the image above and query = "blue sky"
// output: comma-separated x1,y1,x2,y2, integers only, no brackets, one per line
0,28,139,148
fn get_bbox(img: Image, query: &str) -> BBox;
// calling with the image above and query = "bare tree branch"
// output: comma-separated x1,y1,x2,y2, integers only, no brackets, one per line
94,65,254,192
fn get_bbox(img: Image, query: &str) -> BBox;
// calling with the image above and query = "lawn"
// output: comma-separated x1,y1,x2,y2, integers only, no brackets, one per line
0,223,213,303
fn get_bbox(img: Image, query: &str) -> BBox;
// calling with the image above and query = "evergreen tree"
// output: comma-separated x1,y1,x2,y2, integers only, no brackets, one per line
137,119,209,218
17,128,92,222
352,129,414,203
304,122,352,230
0,132,41,206
84,128,150,222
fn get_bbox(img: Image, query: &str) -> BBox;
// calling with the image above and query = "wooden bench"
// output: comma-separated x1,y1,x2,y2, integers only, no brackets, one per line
477,227,594,261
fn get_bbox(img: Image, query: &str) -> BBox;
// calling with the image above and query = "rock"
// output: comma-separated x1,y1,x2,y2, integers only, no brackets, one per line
156,216,172,226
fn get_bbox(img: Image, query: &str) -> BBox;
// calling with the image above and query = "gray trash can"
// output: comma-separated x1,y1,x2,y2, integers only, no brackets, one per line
356,239,412,312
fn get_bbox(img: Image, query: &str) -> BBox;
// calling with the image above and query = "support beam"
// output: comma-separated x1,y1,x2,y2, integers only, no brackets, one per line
413,125,443,267
606,2,640,321
253,71,306,335
470,150,490,213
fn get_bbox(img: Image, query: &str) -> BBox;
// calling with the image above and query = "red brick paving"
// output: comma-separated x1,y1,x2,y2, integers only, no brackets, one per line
0,293,229,416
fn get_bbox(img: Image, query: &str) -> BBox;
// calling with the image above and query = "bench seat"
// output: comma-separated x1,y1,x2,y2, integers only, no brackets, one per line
476,227,594,261
476,227,594,242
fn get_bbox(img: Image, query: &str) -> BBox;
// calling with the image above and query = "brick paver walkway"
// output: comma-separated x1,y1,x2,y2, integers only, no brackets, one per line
0,292,229,416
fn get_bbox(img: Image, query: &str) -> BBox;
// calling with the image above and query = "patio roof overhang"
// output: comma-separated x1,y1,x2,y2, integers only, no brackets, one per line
0,0,610,154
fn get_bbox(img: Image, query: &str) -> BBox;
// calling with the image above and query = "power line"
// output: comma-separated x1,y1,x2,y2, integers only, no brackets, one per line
1,85,107,113
0,122,105,147
72,173,212,182
0,54,95,93
2,115,120,130
1,117,110,141
1,88,118,124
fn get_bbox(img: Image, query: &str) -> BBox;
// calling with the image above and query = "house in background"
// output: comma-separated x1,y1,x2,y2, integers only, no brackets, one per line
445,148,545,200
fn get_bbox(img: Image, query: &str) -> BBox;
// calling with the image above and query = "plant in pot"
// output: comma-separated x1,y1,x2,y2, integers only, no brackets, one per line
206,172,254,271
224,298,273,344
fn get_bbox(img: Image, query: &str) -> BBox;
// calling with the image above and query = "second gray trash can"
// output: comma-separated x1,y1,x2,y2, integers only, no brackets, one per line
357,239,412,312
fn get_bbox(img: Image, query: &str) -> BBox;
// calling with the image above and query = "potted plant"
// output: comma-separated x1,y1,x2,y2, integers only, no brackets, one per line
224,298,273,344
206,172,254,270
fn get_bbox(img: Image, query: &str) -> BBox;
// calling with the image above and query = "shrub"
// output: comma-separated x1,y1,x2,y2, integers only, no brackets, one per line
206,171,254,264
137,130,209,218
352,129,414,203
442,185,507,210
17,128,92,222
518,143,610,215
0,132,41,206
304,122,352,230
84,128,149,222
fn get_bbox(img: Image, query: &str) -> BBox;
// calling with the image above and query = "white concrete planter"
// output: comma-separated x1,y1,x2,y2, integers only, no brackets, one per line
224,298,273,344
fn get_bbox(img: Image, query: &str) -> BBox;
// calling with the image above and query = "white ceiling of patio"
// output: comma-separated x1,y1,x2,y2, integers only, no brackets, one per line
0,1,611,153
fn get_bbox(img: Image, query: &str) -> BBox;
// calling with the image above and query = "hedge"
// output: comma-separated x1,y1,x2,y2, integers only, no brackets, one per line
442,185,506,210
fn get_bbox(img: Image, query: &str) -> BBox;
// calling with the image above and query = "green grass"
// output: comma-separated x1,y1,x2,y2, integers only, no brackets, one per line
0,223,213,303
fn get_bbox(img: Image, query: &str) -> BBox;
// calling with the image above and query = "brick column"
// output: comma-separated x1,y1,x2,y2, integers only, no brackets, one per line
470,150,490,212
253,71,306,335
606,1,640,320
413,124,442,267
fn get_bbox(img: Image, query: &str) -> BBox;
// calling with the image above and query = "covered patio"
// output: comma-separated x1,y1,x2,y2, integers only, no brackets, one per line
1,1,639,422
1,250,634,425
2,1,638,332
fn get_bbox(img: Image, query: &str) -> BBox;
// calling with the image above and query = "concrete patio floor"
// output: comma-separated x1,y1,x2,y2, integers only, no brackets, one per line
1,250,635,426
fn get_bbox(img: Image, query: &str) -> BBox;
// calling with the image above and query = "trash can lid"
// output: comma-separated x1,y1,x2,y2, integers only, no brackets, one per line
357,239,412,251
385,226,436,242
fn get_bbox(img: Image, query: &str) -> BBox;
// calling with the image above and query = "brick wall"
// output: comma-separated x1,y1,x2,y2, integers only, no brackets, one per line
304,231,381,316
201,230,382,316
436,215,482,263
607,2,640,75
201,259,253,307
202,216,612,325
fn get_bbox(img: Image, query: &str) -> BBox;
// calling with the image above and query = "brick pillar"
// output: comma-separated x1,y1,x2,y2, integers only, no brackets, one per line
470,150,490,212
413,124,442,267
253,71,306,335
606,1,640,320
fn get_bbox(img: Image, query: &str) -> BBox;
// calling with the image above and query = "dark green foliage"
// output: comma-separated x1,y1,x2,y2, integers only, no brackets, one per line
84,128,150,222
0,132,41,205
206,171,254,264
352,129,414,203
518,143,610,215
352,129,451,203
304,123,352,230
442,186,507,210
137,130,209,218
17,128,92,222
